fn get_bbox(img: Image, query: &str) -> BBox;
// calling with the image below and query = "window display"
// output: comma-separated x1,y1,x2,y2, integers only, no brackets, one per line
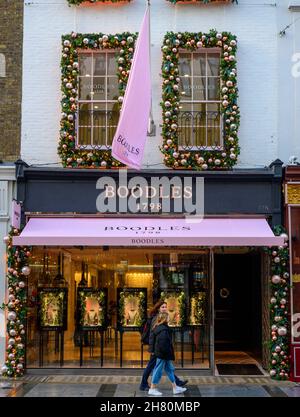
77,288,107,330
117,288,147,328
37,288,68,330
189,292,206,325
160,289,186,327
27,248,211,369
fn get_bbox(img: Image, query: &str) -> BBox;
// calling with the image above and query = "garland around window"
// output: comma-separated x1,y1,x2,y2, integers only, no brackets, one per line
59,32,136,168
161,30,240,170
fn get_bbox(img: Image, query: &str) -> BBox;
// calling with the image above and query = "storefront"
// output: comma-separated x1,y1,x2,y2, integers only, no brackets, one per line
2,159,290,378
284,165,300,382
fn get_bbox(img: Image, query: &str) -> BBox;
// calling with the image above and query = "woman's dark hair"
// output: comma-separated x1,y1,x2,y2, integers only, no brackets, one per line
149,299,167,317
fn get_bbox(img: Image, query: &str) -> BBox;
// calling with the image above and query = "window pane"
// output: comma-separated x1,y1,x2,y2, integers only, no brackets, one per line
178,54,192,76
93,54,106,76
78,103,91,125
178,109,193,128
93,104,106,127
107,125,117,146
194,126,206,147
193,54,206,77
178,125,192,147
107,101,120,125
79,77,92,100
207,53,220,76
207,78,220,100
180,77,192,99
92,77,105,100
107,77,119,100
79,54,92,76
93,127,106,146
207,103,221,127
179,102,192,113
194,78,206,100
193,103,206,127
207,127,221,147
107,53,117,75
78,126,91,146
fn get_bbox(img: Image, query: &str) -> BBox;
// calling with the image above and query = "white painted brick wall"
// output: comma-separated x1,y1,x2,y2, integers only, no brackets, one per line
21,0,299,168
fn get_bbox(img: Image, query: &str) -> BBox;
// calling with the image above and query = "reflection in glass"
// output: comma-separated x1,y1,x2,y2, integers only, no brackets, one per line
93,77,106,100
107,76,118,100
180,76,192,99
79,54,92,76
93,54,106,76
207,78,220,100
178,54,191,76
193,54,206,77
207,53,220,76
107,53,117,75
79,77,92,100
194,78,206,101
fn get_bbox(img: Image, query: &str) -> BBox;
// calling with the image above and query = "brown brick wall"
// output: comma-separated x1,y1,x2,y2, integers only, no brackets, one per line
0,0,23,162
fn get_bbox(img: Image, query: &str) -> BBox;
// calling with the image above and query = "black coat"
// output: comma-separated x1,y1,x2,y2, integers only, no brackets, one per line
149,323,175,361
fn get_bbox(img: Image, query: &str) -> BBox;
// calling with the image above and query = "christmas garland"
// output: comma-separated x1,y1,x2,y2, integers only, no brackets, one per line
166,0,237,4
161,290,186,327
268,226,290,380
59,32,136,168
161,30,240,170
1,228,31,378
118,290,146,327
67,0,131,5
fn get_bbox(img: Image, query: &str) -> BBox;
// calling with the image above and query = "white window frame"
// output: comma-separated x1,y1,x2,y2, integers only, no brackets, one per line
178,48,224,151
76,50,119,149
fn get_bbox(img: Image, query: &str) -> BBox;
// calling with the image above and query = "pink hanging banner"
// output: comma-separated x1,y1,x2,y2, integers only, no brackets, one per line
112,7,151,170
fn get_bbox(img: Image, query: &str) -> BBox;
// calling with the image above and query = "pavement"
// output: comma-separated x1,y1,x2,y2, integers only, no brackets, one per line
1,374,300,397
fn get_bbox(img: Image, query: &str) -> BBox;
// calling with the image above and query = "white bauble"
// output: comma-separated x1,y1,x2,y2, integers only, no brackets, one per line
272,275,281,284
280,233,288,242
278,327,287,336
8,312,16,321
1,365,8,375
21,266,31,276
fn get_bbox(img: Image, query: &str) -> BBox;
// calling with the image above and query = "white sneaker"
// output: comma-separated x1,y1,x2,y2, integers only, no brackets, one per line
148,388,163,396
173,386,187,395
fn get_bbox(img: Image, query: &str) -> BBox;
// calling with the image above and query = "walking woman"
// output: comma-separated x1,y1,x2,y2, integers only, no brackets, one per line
139,300,187,391
148,312,187,396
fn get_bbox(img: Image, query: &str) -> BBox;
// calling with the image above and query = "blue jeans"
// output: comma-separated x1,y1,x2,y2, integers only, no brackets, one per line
140,354,181,387
152,358,176,385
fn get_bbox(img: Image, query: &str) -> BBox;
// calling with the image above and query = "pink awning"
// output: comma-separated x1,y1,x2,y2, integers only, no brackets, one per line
12,217,284,247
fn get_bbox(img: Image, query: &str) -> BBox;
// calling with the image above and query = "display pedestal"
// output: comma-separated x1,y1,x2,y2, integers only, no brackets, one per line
186,325,205,364
79,329,104,367
39,329,64,367
118,326,143,368
170,327,184,368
